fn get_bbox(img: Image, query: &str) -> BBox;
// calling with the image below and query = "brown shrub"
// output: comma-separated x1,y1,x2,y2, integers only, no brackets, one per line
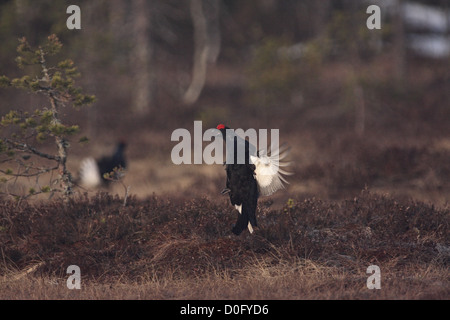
0,190,448,285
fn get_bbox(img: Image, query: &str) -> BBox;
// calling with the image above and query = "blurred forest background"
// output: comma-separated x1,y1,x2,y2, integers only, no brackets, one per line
0,0,449,205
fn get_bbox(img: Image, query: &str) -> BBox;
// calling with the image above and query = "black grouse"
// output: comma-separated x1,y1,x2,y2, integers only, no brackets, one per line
216,124,292,235
79,141,127,188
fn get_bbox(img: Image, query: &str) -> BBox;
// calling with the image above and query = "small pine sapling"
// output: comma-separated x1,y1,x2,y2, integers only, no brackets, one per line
103,167,130,207
0,35,95,200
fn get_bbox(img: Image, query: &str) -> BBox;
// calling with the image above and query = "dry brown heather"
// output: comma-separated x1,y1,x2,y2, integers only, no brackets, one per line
0,190,448,299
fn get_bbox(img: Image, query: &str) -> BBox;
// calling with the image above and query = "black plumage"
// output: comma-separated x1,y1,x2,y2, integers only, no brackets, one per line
226,163,259,235
79,141,127,188
217,125,259,235
216,124,292,235
97,141,127,182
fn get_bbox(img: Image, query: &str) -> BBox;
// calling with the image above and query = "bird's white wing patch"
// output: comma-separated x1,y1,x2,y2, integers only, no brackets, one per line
251,145,293,197
79,157,101,188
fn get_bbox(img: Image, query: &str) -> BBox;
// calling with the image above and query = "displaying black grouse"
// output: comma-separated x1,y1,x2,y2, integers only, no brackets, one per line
216,124,292,235
79,141,127,188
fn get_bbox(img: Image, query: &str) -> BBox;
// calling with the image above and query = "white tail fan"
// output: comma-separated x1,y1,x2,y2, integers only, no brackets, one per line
250,144,293,197
79,157,101,188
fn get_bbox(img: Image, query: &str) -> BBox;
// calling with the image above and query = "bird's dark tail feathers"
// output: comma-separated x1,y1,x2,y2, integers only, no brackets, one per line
232,201,257,235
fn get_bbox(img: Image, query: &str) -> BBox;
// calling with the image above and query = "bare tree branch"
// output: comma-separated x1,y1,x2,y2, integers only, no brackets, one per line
4,139,60,161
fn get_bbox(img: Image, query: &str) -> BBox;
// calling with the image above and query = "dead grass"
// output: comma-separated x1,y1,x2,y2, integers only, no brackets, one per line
0,258,447,300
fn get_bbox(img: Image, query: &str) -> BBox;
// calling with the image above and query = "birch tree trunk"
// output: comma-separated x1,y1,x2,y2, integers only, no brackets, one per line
183,0,221,105
131,0,155,114
393,0,406,81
